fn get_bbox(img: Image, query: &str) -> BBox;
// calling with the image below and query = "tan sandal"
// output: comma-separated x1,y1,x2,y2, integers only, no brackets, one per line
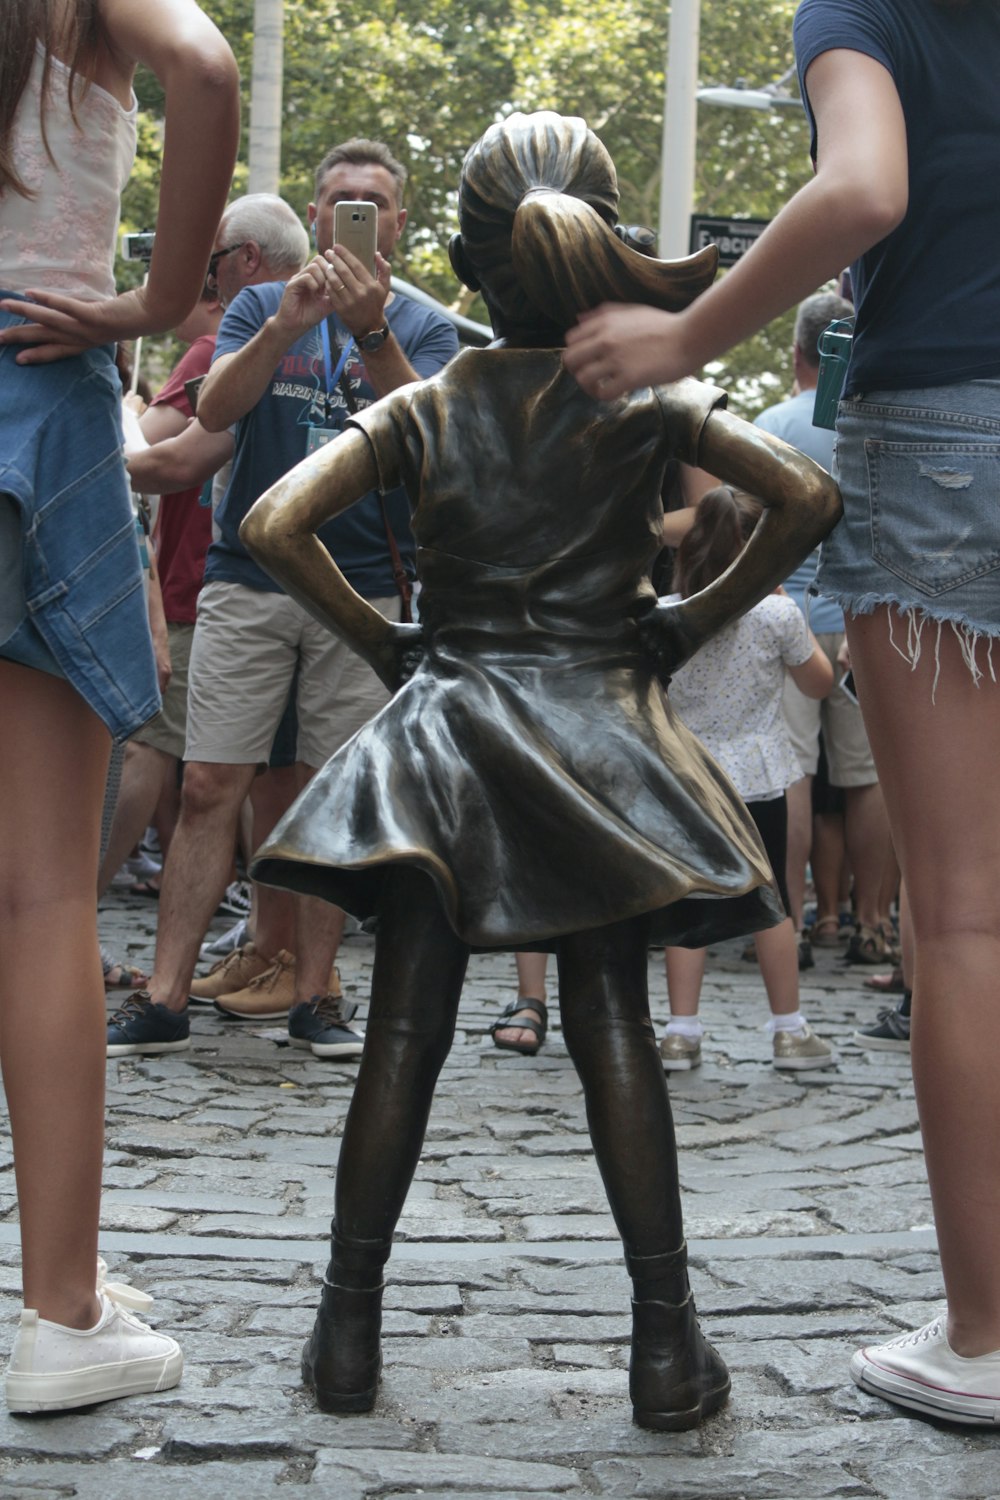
809,915,845,947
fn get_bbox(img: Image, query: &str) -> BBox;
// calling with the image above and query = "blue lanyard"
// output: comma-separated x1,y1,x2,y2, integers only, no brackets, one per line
320,318,355,395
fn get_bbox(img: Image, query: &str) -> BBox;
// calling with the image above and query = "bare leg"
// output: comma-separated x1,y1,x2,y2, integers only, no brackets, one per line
96,741,174,898
146,760,256,1010
0,663,107,1329
663,946,707,1015
249,766,300,957
753,918,799,1015
878,840,901,936
784,775,813,934
291,764,348,1001
294,896,346,1001
898,880,914,990
848,608,1000,1354
843,780,893,931
811,809,846,929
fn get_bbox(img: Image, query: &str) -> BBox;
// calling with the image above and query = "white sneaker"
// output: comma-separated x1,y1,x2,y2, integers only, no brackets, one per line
200,915,249,961
218,879,252,920
123,850,162,883
851,1316,1000,1424
5,1261,182,1413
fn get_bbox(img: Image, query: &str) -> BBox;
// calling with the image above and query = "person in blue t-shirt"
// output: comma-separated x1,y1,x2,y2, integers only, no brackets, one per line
755,291,894,972
108,138,458,1061
565,0,1000,1429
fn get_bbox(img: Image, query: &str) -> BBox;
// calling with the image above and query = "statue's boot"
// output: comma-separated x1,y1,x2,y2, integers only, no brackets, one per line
627,1244,731,1431
302,1227,390,1413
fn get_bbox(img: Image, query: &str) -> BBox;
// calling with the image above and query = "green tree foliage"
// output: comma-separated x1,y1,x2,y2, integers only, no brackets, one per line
124,0,831,413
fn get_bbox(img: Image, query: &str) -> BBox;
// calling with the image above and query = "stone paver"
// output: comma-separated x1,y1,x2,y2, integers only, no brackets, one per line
0,885,994,1497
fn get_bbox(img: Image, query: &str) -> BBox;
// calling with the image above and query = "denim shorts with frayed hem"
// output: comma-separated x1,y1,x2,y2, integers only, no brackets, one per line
819,381,1000,663
0,301,159,739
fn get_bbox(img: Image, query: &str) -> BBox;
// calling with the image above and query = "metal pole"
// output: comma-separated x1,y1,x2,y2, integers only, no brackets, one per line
248,0,284,194
659,0,701,259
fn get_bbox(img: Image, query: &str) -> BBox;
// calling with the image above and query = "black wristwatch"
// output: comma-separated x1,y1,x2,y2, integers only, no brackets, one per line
357,322,391,352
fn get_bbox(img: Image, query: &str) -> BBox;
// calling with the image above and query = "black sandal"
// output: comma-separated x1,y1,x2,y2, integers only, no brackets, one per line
489,998,547,1056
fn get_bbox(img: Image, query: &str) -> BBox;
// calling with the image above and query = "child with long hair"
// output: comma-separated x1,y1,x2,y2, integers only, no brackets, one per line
660,486,835,1072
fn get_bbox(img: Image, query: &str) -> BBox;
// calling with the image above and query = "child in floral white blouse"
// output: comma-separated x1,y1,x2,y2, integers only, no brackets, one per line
661,486,836,1072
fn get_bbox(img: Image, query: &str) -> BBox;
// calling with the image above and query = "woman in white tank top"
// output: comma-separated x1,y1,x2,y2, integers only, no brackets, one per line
0,0,238,1415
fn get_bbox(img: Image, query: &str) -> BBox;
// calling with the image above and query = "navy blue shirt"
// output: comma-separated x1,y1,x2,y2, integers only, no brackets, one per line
795,0,1000,395
206,285,459,596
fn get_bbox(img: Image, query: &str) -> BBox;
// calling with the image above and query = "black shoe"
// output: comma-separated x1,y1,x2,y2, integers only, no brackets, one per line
797,935,815,972
854,1003,910,1053
629,1293,731,1430
302,1278,383,1413
107,992,191,1056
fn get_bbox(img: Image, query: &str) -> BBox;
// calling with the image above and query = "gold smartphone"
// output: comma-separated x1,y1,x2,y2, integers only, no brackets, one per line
333,201,377,276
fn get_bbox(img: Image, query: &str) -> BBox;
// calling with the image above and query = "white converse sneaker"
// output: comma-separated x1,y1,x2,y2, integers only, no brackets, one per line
851,1316,1000,1424
5,1261,182,1413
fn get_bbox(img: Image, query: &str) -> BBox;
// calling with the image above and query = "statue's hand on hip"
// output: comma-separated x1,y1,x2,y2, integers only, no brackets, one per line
636,598,700,686
374,622,425,692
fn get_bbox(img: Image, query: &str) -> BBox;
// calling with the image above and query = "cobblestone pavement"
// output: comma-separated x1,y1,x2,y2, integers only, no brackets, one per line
1,887,995,1497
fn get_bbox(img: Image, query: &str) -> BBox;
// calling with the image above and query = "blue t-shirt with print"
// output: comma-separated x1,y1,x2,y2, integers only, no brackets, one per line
794,0,1000,396
205,284,459,596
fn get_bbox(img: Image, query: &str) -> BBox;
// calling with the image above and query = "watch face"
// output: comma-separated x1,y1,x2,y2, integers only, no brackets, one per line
360,325,388,351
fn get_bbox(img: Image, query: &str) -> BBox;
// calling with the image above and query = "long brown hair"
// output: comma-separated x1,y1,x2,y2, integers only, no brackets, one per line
0,0,104,199
673,486,761,600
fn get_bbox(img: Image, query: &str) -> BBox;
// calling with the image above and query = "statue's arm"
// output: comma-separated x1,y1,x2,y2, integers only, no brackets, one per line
240,427,418,690
643,405,842,676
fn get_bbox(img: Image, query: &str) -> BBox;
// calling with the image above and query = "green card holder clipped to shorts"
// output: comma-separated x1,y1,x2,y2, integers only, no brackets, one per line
812,317,855,430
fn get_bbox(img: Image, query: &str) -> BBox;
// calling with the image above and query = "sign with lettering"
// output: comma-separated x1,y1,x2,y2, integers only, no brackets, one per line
689,215,770,267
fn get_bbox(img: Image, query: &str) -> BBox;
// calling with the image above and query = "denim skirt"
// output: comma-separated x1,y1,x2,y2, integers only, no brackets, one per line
0,301,159,739
818,380,1000,640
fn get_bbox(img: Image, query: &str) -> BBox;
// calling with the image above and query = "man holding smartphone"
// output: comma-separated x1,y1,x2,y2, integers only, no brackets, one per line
107,139,459,1060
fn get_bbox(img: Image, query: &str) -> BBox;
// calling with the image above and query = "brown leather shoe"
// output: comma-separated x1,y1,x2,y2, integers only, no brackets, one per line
214,953,342,1020
188,942,270,1004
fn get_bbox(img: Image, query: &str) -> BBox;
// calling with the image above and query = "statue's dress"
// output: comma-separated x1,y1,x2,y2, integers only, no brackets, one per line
252,349,783,950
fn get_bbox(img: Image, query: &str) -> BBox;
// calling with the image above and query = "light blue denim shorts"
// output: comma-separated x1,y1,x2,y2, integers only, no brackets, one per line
0,299,159,739
818,380,1000,645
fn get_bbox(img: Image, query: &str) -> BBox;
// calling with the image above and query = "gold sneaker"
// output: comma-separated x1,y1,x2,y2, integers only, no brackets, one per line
214,953,342,1020
772,1023,837,1071
659,1033,702,1071
189,942,270,1005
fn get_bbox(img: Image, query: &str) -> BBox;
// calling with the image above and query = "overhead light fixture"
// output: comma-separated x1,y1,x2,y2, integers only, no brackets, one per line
697,65,800,112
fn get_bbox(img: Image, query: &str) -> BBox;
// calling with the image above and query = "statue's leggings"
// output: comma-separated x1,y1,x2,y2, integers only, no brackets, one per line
331,866,685,1280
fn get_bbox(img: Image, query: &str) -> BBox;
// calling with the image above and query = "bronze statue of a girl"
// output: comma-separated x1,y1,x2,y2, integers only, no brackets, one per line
241,111,840,1430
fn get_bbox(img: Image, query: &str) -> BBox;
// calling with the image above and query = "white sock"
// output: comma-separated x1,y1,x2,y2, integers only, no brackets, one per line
664,1016,704,1039
769,1011,806,1034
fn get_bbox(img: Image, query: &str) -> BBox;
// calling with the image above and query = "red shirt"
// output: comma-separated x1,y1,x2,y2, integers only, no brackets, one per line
149,334,216,623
